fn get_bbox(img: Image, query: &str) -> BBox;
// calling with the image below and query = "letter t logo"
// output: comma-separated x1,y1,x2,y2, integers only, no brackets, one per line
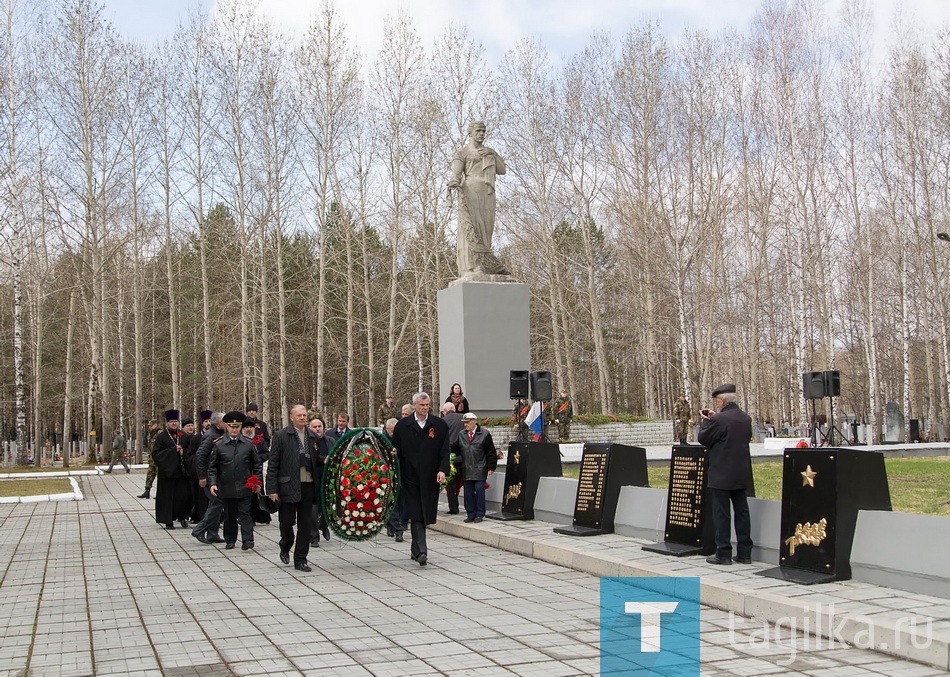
624,602,679,652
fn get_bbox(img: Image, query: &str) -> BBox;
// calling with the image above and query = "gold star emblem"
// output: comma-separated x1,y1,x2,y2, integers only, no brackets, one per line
801,465,817,487
514,450,521,465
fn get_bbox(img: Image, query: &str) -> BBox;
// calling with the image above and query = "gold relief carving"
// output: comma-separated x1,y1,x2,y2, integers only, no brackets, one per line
513,450,521,465
800,465,817,487
504,482,522,505
784,518,828,555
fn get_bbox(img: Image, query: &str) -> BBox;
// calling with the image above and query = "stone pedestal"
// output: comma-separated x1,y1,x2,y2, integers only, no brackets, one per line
437,281,529,417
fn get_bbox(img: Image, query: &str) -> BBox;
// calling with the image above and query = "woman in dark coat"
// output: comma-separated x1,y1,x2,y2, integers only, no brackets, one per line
445,383,470,414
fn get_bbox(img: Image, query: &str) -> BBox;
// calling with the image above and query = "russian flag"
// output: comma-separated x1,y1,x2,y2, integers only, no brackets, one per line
525,401,544,441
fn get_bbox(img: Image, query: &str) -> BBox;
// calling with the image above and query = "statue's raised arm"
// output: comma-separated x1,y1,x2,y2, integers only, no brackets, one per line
447,121,510,278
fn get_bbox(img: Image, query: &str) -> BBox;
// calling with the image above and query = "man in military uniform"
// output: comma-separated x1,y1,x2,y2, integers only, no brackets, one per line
105,428,129,473
673,392,692,445
377,395,398,426
511,398,531,442
554,390,573,442
137,419,161,498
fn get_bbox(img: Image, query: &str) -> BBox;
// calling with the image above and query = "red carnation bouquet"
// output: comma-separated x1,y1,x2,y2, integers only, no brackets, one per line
245,475,263,493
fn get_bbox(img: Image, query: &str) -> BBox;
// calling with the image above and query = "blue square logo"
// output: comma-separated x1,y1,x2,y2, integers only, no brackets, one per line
600,577,700,676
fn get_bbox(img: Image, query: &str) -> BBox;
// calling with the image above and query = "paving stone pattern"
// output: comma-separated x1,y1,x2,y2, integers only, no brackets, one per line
0,472,946,676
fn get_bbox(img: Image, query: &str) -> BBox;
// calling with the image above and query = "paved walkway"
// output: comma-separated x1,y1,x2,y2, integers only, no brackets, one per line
0,471,946,676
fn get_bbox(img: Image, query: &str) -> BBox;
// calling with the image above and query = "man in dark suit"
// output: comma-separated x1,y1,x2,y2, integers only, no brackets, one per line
698,383,754,565
391,392,450,566
266,405,326,572
323,413,352,447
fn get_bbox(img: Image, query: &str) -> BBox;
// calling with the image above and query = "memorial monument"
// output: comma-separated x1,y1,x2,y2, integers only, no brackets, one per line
438,121,529,416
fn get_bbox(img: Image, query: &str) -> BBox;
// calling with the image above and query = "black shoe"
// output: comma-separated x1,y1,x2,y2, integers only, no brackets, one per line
225,542,235,550
126,469,131,473
242,542,254,551
445,510,459,515
294,562,312,572
321,525,330,541
417,553,427,566
706,556,732,565
179,519,189,529
464,517,475,523
207,535,225,544
473,517,483,523
310,540,320,548
734,557,752,564
386,526,394,537
138,491,150,499
394,533,404,542
192,533,210,544
165,523,175,529
280,550,290,565
104,469,112,474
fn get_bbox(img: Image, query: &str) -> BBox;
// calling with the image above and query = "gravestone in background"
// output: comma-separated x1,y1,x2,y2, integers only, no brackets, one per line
884,401,904,443
554,443,649,536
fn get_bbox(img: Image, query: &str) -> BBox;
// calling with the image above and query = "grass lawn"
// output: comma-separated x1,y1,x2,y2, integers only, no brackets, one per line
563,456,950,516
0,478,74,497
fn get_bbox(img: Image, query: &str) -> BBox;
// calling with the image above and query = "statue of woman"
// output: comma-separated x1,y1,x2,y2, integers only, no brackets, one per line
447,121,509,277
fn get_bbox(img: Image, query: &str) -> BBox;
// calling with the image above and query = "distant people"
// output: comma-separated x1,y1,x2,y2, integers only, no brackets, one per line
673,393,692,445
324,413,352,447
243,418,271,526
245,402,270,455
377,396,398,426
105,428,129,473
267,405,326,572
382,417,405,541
400,404,412,419
445,383,470,414
698,383,754,566
307,417,331,547
441,402,464,515
209,411,263,551
391,392,450,566
191,412,226,544
451,412,497,523
554,390,573,442
511,398,530,442
152,409,191,530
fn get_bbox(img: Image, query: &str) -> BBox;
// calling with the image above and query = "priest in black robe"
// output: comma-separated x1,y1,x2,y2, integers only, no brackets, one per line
153,409,192,529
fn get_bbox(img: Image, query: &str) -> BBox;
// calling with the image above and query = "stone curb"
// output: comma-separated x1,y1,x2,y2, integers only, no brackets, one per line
431,518,950,671
0,476,84,503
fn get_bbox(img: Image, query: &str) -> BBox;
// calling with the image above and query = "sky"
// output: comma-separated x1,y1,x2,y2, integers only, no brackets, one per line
96,0,950,67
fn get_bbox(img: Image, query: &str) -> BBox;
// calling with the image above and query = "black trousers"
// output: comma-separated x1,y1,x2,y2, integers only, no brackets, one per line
222,496,253,545
710,488,753,560
279,482,315,564
410,520,428,558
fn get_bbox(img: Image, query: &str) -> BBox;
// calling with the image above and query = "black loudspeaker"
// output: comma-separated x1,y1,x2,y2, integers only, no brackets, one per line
823,370,840,398
529,370,553,401
509,370,529,399
802,371,825,400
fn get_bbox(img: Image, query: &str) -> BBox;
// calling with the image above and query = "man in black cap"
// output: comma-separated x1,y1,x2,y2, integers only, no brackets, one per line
698,383,754,565
209,411,263,550
152,409,192,529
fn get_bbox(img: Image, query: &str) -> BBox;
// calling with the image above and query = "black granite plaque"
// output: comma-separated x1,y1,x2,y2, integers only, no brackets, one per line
758,447,891,584
487,441,562,521
642,446,716,557
554,443,648,536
